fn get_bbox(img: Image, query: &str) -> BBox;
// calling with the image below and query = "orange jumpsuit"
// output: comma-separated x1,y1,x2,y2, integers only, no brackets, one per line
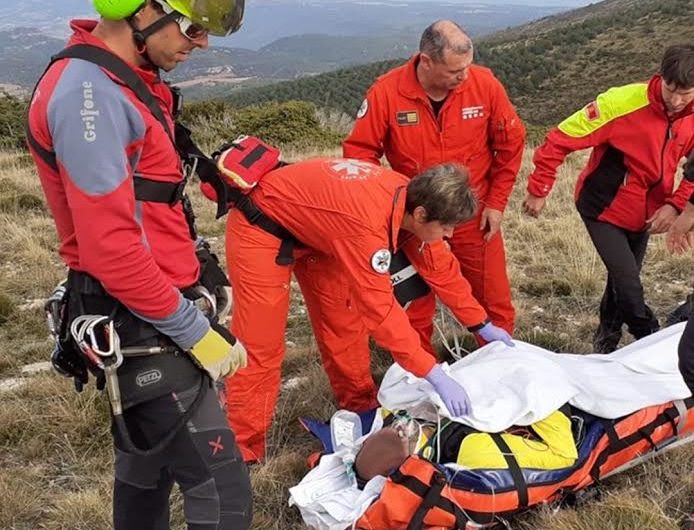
343,54,525,350
224,158,487,462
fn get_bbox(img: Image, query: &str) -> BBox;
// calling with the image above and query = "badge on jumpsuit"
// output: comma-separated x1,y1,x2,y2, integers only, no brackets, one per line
357,99,368,119
371,249,392,274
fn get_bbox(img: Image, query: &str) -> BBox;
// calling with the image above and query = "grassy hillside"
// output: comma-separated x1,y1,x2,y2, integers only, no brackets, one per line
225,0,694,126
480,0,694,125
0,139,692,529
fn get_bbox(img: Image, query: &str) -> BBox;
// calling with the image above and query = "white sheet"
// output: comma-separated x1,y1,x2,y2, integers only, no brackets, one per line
379,322,691,430
290,323,692,530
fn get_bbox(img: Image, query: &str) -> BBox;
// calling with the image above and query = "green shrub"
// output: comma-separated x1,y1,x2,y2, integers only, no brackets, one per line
0,93,28,149
233,101,342,149
180,99,342,152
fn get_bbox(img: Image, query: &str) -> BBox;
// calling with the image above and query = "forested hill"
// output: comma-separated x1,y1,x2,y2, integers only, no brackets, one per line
225,0,694,126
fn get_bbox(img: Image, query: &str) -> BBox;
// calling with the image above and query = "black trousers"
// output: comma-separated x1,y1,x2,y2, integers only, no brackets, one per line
583,218,659,351
679,316,694,394
112,353,252,530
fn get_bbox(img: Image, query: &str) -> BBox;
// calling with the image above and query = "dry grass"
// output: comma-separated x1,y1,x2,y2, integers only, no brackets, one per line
0,146,692,530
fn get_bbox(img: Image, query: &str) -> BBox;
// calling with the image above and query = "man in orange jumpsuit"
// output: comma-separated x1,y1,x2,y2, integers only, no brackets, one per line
224,159,501,462
343,20,525,354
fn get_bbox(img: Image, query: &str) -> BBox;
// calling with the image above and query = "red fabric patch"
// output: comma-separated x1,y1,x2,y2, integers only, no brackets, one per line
216,136,281,193
585,101,600,121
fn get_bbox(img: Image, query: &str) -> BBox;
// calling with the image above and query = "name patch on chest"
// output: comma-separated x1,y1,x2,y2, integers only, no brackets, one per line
396,111,419,126
462,106,484,120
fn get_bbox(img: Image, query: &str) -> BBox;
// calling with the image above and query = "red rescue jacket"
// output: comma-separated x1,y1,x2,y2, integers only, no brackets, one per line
528,75,694,232
251,158,486,376
343,55,526,212
27,20,198,321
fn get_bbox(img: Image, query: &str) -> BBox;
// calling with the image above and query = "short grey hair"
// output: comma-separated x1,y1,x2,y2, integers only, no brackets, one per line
406,163,478,225
419,21,473,63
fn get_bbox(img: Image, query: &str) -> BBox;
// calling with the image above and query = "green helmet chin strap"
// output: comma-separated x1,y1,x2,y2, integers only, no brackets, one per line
93,0,146,20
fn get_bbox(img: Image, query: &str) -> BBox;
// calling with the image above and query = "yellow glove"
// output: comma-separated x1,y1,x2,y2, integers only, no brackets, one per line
189,323,247,381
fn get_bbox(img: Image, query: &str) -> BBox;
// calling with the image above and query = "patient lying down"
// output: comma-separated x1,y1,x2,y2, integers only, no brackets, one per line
354,405,581,482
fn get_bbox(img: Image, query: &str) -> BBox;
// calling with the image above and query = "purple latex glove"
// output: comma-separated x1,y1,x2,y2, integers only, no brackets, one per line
424,364,471,417
477,322,515,347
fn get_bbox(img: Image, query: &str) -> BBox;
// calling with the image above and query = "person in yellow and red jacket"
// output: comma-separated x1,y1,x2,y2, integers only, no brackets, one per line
343,20,525,356
524,44,694,353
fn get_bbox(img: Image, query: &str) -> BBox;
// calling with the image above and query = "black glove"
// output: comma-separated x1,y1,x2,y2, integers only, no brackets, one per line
196,239,230,292
51,342,89,392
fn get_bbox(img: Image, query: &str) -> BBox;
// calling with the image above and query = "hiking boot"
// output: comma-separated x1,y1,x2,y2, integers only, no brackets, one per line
592,327,621,354
666,292,694,327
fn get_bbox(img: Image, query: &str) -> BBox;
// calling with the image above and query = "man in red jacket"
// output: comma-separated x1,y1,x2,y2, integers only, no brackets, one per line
343,20,525,355
26,1,251,528
524,44,694,353
224,159,492,462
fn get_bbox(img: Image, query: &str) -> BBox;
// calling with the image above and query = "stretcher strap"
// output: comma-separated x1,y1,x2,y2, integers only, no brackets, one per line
390,469,469,527
407,472,447,530
490,433,529,508
589,399,692,483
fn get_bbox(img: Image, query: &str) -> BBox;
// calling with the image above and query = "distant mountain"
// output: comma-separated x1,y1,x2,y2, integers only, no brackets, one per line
0,0,570,49
0,0,568,91
0,29,64,90
168,33,421,85
223,0,694,125
0,0,91,38
230,0,565,50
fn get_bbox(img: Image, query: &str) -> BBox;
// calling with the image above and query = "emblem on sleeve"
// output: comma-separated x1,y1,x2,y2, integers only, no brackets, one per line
584,101,600,121
371,249,392,274
357,98,368,119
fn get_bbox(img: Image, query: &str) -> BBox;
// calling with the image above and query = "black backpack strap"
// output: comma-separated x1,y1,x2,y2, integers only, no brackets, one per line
175,122,230,218
26,44,199,236
26,43,175,174
133,174,186,205
26,51,64,172
51,44,174,140
26,126,58,171
228,190,302,266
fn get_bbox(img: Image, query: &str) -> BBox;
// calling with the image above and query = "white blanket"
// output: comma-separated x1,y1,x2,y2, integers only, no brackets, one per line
290,324,692,529
378,322,691,430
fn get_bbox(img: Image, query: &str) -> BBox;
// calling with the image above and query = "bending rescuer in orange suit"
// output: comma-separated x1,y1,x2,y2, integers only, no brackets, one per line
343,20,526,355
224,158,505,462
